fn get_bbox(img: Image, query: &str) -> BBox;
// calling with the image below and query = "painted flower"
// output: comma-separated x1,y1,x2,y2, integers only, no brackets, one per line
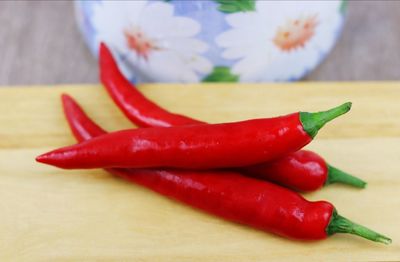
216,1,343,81
92,1,212,82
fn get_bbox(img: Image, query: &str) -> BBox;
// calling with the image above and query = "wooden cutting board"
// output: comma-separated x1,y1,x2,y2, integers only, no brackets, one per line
0,83,399,261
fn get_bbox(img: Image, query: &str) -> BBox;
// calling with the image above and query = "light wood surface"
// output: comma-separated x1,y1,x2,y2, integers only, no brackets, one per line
0,1,400,86
0,83,399,261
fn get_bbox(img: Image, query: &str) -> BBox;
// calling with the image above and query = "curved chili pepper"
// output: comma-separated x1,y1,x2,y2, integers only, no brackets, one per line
99,43,365,191
36,101,351,169
60,94,390,244
99,44,195,127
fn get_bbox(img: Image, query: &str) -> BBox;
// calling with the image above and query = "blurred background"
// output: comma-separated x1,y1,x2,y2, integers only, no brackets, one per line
0,0,399,86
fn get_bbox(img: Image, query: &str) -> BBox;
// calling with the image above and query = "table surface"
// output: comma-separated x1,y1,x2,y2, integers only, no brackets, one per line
0,1,399,86
0,83,399,261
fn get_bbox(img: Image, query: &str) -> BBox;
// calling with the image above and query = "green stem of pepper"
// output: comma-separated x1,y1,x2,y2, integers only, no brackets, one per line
325,164,367,188
326,209,391,244
300,102,352,138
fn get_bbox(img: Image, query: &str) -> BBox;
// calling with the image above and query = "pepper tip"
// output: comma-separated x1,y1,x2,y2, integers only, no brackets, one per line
61,93,72,102
36,152,58,166
35,153,48,164
99,41,110,58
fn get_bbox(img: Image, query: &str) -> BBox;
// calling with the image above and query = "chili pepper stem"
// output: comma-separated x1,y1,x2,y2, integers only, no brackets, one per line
300,102,352,138
326,209,391,244
325,164,367,188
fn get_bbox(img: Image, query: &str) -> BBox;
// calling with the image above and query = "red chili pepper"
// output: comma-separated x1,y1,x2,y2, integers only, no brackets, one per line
99,43,198,127
245,150,366,191
99,43,365,191
36,101,351,169
60,94,390,244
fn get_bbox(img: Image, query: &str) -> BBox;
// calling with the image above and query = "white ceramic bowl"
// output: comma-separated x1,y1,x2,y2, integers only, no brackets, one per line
75,0,347,83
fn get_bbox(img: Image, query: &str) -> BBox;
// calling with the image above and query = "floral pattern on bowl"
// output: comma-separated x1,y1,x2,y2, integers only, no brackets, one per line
75,0,347,83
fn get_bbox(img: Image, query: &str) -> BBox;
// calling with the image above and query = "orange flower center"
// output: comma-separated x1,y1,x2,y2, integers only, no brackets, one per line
273,15,318,52
124,26,159,60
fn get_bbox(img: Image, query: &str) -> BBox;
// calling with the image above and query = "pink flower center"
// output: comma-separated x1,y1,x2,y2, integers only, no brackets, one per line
273,15,318,52
124,26,159,60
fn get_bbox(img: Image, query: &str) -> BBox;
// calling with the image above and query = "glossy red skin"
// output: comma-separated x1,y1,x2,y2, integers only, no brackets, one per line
244,150,328,192
99,43,197,128
37,113,311,169
99,43,329,191
61,94,333,240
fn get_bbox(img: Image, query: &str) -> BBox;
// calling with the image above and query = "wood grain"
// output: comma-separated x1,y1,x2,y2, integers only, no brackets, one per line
0,84,399,261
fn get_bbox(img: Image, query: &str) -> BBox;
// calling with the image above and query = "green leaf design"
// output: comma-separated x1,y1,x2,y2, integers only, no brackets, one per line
340,0,348,14
202,66,239,82
214,0,255,13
